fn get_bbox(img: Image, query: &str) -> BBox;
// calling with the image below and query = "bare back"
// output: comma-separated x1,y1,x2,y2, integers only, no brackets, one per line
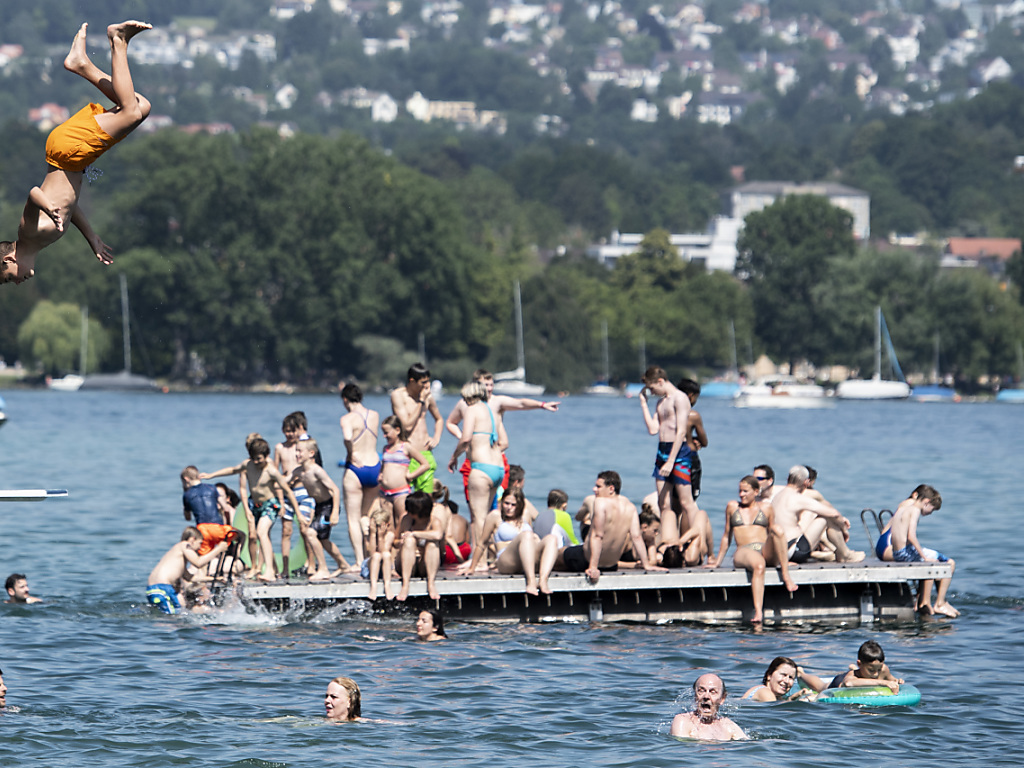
341,405,380,465
587,495,639,568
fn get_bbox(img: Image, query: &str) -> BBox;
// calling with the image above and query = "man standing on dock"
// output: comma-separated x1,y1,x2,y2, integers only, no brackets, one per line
772,466,865,564
671,673,747,741
391,363,444,494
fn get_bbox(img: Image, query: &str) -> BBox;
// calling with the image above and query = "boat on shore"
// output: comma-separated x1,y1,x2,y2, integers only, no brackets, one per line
836,306,910,400
733,376,834,409
79,275,159,392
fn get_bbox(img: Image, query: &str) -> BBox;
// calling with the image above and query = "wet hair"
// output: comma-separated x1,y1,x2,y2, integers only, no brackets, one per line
911,484,941,510
692,673,727,697
473,368,493,381
215,483,240,508
247,437,271,460
857,640,885,664
0,242,13,258
507,464,525,486
181,526,202,541
422,609,447,638
677,378,701,398
329,676,362,719
639,506,660,527
407,362,430,382
787,465,809,486
181,466,200,482
501,487,526,519
642,366,667,384
763,656,798,684
381,415,407,441
405,491,432,519
806,466,818,482
340,383,362,403
754,465,774,482
245,432,263,449
740,474,760,492
5,574,26,591
431,480,450,505
596,470,621,494
461,380,487,405
283,411,307,432
547,489,568,508
661,545,683,568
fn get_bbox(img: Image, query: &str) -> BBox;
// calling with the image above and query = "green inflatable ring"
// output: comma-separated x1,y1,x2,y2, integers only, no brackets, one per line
805,682,921,707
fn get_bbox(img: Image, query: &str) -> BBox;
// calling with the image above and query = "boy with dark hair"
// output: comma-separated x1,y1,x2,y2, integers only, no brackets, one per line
4,574,42,604
802,641,904,693
391,362,443,493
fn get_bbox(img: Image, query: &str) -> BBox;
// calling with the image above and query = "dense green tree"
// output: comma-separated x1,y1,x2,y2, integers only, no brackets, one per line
736,195,856,366
16,300,111,374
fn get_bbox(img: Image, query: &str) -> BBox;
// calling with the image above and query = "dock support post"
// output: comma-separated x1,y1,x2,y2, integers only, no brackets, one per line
859,588,875,625
589,598,603,622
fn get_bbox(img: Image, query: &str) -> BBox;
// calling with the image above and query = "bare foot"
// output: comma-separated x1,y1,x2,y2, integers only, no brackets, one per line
428,584,440,600
243,568,260,580
396,584,410,602
934,601,960,618
107,20,152,44
839,550,865,563
751,613,763,624
783,577,799,593
367,585,379,601
917,603,934,616
308,570,332,582
64,24,90,75
345,564,362,574
384,582,396,601
525,584,539,596
257,573,276,583
810,550,836,561
328,568,345,578
539,579,552,595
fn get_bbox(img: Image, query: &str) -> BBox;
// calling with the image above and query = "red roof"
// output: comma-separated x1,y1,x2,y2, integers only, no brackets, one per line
946,237,1021,261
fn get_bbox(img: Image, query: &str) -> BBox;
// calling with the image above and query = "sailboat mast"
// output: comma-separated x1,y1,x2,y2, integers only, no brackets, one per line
120,273,131,374
513,280,525,373
728,320,738,380
79,305,89,377
601,319,610,382
874,305,882,381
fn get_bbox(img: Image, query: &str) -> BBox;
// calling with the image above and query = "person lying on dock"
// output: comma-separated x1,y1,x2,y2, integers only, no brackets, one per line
181,466,244,579
457,487,542,595
1,21,153,285
706,475,797,624
671,673,747,741
799,640,904,693
146,527,229,614
397,490,449,601
538,470,667,590
772,465,865,565
875,484,957,617
4,574,42,604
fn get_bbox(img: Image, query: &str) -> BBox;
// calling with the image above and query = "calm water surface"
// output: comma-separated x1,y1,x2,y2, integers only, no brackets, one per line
1,391,1021,766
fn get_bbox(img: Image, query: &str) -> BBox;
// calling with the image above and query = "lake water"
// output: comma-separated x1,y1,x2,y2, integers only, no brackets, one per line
0,391,1021,766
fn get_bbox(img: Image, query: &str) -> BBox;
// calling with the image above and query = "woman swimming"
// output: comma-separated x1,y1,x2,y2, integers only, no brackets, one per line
340,383,381,565
324,676,363,722
415,609,447,641
743,656,799,701
707,475,797,624
457,487,541,595
448,381,507,562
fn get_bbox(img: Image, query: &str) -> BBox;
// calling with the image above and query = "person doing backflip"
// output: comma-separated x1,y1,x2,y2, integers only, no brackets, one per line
1,21,153,285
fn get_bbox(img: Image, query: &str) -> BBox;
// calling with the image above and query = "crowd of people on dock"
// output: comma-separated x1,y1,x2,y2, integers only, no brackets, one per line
145,362,957,622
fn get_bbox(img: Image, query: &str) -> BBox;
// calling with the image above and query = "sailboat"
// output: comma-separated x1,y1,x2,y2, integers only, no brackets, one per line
835,306,911,400
582,319,619,396
48,306,89,391
492,280,545,396
701,320,742,398
912,333,957,402
80,274,159,391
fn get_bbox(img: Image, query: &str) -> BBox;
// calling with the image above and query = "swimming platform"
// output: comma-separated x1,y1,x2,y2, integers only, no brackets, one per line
234,560,952,625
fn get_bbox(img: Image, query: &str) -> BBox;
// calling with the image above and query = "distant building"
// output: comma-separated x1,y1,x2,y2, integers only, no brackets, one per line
943,237,1021,273
726,181,871,240
587,217,741,272
28,103,70,132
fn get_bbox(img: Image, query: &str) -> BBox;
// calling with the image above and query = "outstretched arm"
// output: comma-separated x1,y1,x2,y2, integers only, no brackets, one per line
70,207,113,264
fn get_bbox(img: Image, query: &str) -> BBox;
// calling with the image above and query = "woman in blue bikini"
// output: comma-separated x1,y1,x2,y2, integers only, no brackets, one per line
340,383,381,565
448,381,507,561
457,487,541,594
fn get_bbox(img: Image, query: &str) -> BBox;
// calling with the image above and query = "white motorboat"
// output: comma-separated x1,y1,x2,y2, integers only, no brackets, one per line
733,376,834,409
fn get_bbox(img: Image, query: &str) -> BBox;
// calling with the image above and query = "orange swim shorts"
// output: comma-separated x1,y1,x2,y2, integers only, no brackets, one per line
45,103,124,172
197,523,240,556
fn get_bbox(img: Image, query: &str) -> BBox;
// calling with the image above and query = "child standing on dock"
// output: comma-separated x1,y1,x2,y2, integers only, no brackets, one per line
366,499,396,600
875,484,958,617
293,437,352,580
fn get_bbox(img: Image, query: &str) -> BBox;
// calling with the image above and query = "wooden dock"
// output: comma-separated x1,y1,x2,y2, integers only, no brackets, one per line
237,561,953,625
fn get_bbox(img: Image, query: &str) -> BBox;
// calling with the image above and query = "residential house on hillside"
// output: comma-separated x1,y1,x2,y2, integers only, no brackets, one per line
943,237,1021,273
727,181,871,240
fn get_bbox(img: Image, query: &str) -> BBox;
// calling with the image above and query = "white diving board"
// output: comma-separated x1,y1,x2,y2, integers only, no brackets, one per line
0,489,69,502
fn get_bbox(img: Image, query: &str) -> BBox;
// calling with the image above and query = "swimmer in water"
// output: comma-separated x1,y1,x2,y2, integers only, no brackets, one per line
324,677,362,722
415,609,447,642
743,657,819,701
671,673,747,741
1,21,153,285
0,668,7,710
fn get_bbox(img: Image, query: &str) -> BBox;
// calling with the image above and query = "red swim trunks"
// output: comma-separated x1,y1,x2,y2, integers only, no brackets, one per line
442,541,472,566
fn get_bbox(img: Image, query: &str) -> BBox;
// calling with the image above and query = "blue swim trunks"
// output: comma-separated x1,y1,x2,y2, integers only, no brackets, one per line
875,529,891,560
893,544,949,563
146,583,182,615
653,441,692,485
251,497,281,525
